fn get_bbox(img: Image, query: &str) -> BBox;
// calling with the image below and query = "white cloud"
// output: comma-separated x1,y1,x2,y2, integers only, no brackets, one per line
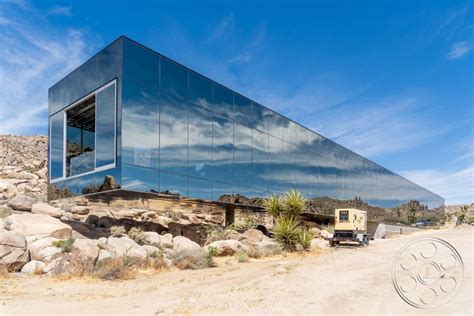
206,12,234,43
447,41,472,60
400,166,473,205
0,2,98,135
48,5,72,16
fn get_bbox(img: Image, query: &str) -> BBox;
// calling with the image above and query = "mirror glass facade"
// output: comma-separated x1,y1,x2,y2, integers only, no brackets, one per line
48,36,444,209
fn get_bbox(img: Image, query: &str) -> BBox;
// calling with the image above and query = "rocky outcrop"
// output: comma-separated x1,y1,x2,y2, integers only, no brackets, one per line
7,195,33,211
0,230,29,272
21,260,45,275
5,213,72,242
106,236,148,263
31,203,62,218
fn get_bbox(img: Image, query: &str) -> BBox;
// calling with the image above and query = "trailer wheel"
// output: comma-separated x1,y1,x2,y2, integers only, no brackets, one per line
365,236,370,245
329,240,336,247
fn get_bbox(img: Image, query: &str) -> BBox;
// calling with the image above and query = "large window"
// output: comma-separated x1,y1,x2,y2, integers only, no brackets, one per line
50,81,116,181
66,95,96,177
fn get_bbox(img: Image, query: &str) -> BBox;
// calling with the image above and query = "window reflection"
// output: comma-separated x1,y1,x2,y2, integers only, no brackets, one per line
188,104,212,178
212,113,234,183
50,112,64,180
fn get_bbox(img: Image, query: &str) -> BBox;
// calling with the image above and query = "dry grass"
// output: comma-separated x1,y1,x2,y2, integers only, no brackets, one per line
110,225,126,237
235,251,249,263
172,249,215,270
127,227,146,245
0,206,12,219
93,258,136,280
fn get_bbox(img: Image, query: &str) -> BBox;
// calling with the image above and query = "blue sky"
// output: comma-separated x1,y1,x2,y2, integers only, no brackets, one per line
0,0,472,204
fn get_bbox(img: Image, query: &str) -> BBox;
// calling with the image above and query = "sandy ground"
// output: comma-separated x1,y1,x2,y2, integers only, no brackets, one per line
1,227,472,315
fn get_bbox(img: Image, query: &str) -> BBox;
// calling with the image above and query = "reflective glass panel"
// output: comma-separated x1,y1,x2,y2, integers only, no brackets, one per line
122,164,158,192
50,112,64,180
267,135,283,192
159,95,188,175
233,123,252,187
212,83,233,118
123,39,159,85
96,83,116,168
234,93,253,126
188,104,212,179
252,129,268,190
188,176,212,200
212,113,234,183
161,57,188,101
212,181,233,201
189,71,212,110
122,78,159,168
160,171,188,196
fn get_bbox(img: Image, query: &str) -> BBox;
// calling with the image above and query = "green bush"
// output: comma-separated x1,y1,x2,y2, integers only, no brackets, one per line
128,227,146,245
297,228,314,251
264,195,284,218
282,190,307,218
0,206,12,219
321,224,335,234
272,216,301,251
53,237,75,253
467,216,474,224
228,217,255,232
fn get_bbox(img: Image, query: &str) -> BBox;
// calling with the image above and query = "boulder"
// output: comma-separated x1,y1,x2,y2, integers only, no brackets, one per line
69,206,90,215
0,219,6,232
242,229,264,244
310,238,326,251
5,213,72,242
253,238,282,256
37,246,63,262
0,230,29,272
320,230,330,239
143,232,161,247
17,171,38,180
160,234,173,249
31,203,62,218
172,236,201,253
49,239,100,276
106,236,148,262
206,240,248,256
28,237,57,260
5,184,18,200
21,260,45,275
96,249,113,266
309,227,321,237
7,195,33,211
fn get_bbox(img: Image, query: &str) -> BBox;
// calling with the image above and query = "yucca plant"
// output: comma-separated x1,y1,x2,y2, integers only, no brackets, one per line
273,215,301,251
264,194,284,218
282,190,307,218
297,228,314,251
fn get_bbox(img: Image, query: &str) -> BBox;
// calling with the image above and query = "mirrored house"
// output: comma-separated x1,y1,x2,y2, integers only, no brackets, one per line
48,36,444,210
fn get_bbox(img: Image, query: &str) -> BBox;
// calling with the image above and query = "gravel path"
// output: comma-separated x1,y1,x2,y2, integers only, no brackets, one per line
1,227,472,315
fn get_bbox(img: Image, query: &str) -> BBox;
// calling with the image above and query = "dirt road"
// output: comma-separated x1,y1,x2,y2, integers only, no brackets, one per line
1,227,472,315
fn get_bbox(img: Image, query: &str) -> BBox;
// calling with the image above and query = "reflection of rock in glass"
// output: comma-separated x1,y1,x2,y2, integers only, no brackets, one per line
70,151,95,176
81,175,118,194
134,147,151,167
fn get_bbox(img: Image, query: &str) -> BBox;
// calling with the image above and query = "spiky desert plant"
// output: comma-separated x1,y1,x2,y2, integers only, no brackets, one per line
273,215,301,251
282,190,307,218
297,228,314,251
457,205,469,223
264,194,283,218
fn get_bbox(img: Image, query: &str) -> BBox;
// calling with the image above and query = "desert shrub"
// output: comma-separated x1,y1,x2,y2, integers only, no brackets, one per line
128,227,146,245
94,258,133,280
235,250,249,263
468,216,474,225
110,225,126,237
149,252,167,270
0,206,12,219
297,228,314,251
207,246,218,258
264,195,283,218
273,216,300,251
229,217,255,232
53,237,75,253
205,225,232,243
282,190,307,218
172,249,215,270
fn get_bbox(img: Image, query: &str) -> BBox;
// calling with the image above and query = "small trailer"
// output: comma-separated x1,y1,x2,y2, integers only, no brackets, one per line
326,208,370,247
